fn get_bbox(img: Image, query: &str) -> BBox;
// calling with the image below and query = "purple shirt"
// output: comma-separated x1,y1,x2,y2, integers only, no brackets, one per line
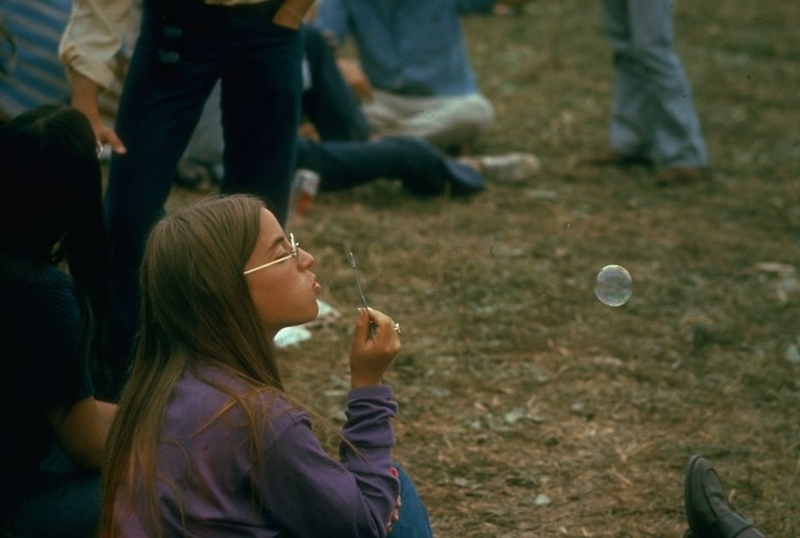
117,366,399,537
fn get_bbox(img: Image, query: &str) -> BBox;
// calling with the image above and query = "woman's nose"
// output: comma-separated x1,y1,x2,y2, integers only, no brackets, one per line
299,248,314,267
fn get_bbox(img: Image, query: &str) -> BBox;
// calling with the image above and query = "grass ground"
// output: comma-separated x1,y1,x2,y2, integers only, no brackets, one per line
167,1,800,535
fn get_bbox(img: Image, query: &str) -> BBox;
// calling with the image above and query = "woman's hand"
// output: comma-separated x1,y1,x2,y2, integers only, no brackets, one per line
349,308,401,388
47,397,118,471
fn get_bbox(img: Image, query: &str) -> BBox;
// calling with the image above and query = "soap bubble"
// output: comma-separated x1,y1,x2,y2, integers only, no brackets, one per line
594,265,633,307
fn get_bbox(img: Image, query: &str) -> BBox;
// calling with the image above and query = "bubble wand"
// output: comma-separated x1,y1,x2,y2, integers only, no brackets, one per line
348,252,377,338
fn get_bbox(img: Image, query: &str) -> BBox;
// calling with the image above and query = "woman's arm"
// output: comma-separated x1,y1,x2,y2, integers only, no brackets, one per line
255,392,399,538
48,397,118,471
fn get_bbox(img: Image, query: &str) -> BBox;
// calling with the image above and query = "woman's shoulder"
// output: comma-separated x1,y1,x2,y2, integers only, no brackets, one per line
167,365,298,430
180,364,287,399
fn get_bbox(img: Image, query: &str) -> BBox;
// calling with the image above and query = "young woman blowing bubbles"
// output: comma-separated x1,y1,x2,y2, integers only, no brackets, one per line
99,195,433,537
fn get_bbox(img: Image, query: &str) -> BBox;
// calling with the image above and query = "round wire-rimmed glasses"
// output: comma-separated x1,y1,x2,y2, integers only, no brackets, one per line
243,233,299,275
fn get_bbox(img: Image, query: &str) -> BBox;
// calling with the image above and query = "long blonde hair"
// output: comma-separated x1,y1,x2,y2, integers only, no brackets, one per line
99,195,284,537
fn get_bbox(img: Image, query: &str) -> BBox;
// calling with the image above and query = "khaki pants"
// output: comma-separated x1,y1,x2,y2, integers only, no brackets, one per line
362,89,495,151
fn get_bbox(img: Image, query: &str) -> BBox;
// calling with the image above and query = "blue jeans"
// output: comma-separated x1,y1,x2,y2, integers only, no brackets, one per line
104,0,303,397
181,24,368,169
601,0,708,167
300,24,371,142
297,136,484,197
390,465,434,538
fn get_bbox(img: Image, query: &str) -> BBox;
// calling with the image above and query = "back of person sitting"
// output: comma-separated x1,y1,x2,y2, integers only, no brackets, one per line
0,104,117,537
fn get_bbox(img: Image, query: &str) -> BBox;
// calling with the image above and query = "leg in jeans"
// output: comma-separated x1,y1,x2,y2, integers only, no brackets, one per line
222,9,303,224
388,464,433,538
106,2,222,396
301,24,371,142
602,0,652,159
602,0,707,167
296,136,484,196
219,4,302,223
625,0,707,167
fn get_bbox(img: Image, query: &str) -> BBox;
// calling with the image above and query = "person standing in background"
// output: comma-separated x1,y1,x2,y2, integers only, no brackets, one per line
585,0,710,185
59,0,312,398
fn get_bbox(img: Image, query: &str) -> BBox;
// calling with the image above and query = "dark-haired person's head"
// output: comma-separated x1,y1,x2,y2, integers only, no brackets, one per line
0,104,109,388
0,103,105,265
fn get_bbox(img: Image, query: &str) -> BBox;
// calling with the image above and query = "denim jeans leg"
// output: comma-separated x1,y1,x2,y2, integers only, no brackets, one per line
104,3,227,395
301,24,371,142
626,0,707,167
297,136,483,196
219,10,303,226
389,464,433,538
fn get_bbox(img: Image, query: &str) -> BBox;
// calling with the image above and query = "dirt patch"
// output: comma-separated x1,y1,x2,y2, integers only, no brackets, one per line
164,1,800,535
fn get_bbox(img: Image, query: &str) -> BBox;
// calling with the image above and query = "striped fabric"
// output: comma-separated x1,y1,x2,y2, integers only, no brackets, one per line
0,0,127,124
0,0,72,118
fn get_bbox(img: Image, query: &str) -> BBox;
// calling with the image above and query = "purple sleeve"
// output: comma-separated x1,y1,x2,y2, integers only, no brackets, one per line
259,386,399,537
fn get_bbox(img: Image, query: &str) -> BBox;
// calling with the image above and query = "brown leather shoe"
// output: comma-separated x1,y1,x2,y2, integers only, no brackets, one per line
684,456,765,538
656,166,710,186
580,150,655,168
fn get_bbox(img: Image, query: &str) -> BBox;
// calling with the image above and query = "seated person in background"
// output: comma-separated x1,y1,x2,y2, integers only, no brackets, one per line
180,80,490,201
182,24,540,203
0,104,117,537
184,26,539,200
313,0,498,156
